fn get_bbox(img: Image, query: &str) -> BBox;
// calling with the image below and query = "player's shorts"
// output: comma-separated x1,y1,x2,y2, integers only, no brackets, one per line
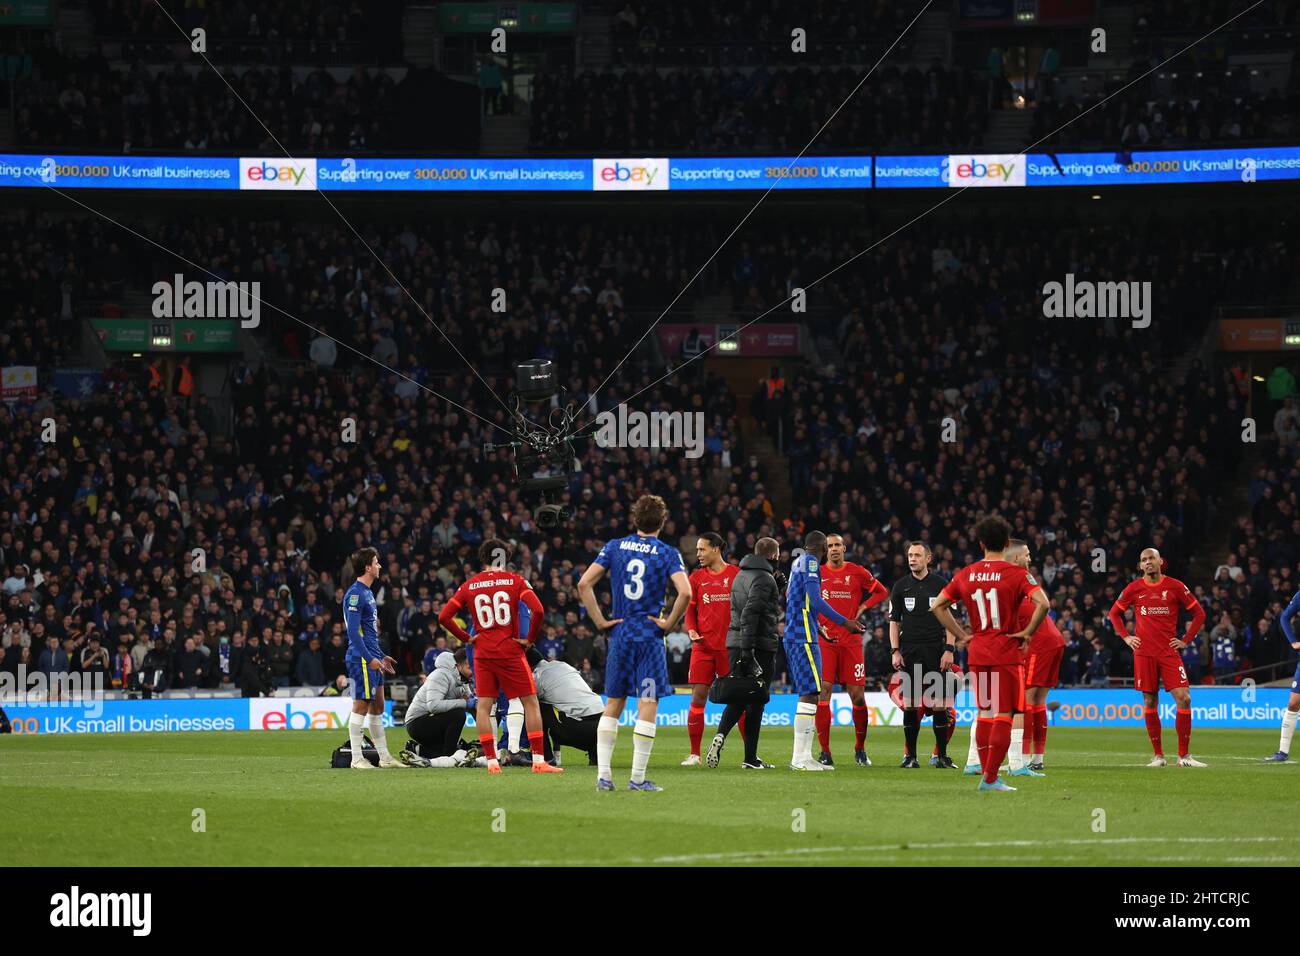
819,638,865,687
474,653,537,700
783,640,823,696
1292,658,1300,692
897,642,956,707
1133,654,1189,693
1024,645,1064,689
969,663,1022,713
347,658,384,700
605,640,672,700
687,642,730,685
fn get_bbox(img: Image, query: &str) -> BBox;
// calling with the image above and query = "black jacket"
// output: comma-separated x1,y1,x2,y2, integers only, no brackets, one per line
726,554,780,653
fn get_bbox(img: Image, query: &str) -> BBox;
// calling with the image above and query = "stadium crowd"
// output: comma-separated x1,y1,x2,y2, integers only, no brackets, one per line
3,200,1300,697
528,63,990,153
1031,52,1300,149
609,0,911,67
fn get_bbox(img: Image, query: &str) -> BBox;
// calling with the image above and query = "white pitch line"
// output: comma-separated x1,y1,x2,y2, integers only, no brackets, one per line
443,834,1297,867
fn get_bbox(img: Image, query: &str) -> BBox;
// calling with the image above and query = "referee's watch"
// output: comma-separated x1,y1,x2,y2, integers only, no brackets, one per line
944,643,956,653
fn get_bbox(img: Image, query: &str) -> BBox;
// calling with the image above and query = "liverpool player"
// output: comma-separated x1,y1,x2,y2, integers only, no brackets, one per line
1107,548,1207,767
682,532,740,765
1007,538,1064,774
816,533,888,766
438,539,563,775
932,516,1049,792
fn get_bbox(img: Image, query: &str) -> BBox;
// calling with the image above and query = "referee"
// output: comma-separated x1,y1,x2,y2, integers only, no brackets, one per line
888,541,959,769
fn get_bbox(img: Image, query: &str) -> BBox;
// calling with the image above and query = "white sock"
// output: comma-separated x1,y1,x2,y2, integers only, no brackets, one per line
966,724,980,767
794,702,817,764
1281,708,1299,754
1008,728,1025,770
348,712,367,763
506,699,525,752
366,714,391,758
596,715,619,780
427,755,459,768
631,719,656,783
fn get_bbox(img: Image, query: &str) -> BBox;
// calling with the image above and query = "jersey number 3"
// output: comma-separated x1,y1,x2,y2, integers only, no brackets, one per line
623,558,646,600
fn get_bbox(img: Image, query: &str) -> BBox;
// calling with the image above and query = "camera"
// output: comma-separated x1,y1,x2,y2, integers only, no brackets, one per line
483,360,582,526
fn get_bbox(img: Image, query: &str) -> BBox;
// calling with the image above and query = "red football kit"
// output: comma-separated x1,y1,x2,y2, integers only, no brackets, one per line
816,561,888,686
941,560,1041,713
684,564,740,684
439,570,543,699
1107,574,1206,760
942,558,1042,784
1108,575,1205,693
1015,594,1066,689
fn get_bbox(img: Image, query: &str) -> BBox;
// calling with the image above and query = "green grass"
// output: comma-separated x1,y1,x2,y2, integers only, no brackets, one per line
2,727,1295,866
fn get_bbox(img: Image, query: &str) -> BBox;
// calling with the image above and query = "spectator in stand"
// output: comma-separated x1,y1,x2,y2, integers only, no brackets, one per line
323,631,347,683
1181,634,1204,685
864,628,891,690
537,625,565,664
173,637,205,689
79,634,109,681
139,637,171,698
37,635,68,681
422,634,450,677
268,631,293,688
1086,634,1113,686
1212,623,1240,683
296,635,326,688
579,658,603,694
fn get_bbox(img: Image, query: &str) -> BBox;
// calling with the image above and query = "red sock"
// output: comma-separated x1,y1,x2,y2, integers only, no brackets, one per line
1175,708,1192,758
479,733,498,762
688,705,705,757
985,716,1012,784
1144,707,1163,756
975,717,992,775
852,705,869,750
815,701,831,753
737,710,747,741
1032,705,1048,755
527,731,545,762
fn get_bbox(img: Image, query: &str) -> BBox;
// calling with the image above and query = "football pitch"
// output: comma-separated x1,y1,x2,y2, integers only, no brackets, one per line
3,727,1295,867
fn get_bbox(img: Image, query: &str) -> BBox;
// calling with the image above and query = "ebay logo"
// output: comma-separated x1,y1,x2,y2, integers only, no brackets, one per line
941,154,1024,187
592,158,669,191
239,157,318,190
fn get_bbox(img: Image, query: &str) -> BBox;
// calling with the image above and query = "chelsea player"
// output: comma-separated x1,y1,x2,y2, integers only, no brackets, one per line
343,547,401,768
785,531,865,771
578,494,692,793
1266,589,1300,761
